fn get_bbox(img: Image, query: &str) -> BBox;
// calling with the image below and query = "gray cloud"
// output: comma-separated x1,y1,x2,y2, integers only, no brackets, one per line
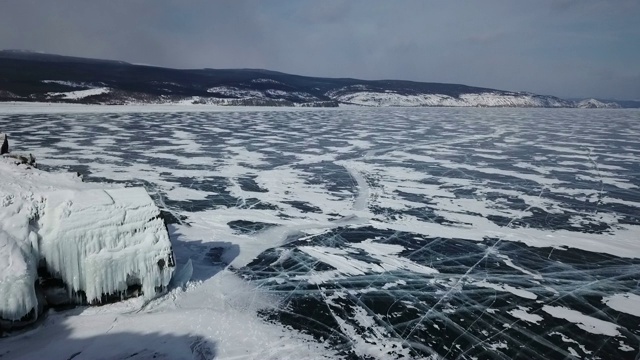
0,0,638,99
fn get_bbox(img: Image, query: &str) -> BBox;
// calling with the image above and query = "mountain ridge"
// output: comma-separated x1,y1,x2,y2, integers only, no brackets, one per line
0,50,630,108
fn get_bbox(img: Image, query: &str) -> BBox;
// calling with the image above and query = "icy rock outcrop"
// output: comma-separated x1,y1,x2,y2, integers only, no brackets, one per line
38,188,175,304
0,155,175,323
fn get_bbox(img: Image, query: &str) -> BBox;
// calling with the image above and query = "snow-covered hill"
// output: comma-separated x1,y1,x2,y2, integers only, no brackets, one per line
576,98,622,109
328,85,572,107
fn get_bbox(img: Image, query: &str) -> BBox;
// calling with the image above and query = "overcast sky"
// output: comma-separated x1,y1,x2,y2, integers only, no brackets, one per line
1,0,639,99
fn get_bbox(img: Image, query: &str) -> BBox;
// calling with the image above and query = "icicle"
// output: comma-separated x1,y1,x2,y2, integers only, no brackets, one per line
1,159,175,320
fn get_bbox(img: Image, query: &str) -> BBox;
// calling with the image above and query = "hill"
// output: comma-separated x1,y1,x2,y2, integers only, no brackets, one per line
0,50,617,108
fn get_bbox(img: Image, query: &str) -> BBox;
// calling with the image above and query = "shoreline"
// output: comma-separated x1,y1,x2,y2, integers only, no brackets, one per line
0,101,634,114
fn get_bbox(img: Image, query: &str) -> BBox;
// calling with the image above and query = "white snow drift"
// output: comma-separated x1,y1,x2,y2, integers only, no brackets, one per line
0,157,174,321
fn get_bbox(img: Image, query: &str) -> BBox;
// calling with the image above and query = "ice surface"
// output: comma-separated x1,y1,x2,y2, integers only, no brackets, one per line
1,105,639,359
0,157,174,321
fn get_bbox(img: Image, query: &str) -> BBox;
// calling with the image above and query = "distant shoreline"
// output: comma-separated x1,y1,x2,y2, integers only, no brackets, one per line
1,101,636,115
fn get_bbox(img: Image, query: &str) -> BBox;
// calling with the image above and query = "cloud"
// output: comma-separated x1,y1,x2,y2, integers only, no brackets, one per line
0,0,638,99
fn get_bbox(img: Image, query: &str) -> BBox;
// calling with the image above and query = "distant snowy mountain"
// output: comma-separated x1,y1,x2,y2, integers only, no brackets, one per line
0,50,627,108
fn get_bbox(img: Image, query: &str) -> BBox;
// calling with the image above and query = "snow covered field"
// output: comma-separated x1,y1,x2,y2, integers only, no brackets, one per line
0,105,639,359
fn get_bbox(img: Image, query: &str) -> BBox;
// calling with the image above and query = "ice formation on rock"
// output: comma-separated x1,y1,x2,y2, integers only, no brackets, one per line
0,156,174,322
0,230,37,321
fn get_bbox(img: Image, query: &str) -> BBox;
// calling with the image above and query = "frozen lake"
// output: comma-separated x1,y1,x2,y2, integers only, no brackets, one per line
1,106,639,359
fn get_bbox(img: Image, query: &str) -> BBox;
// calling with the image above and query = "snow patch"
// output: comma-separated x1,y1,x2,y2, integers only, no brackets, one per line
47,87,110,100
207,86,265,99
297,239,437,284
470,280,537,300
507,307,543,324
251,78,283,85
602,293,640,317
577,99,621,108
542,305,621,336
42,80,92,88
